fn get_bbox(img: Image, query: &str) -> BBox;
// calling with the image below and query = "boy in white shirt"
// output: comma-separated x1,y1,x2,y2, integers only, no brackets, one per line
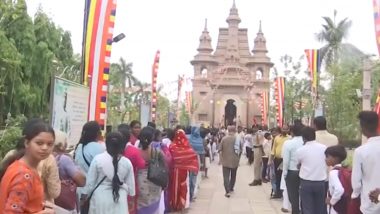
324,145,346,214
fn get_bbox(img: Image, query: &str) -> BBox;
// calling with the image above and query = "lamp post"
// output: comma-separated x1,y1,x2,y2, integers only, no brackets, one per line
106,33,126,126
361,58,375,144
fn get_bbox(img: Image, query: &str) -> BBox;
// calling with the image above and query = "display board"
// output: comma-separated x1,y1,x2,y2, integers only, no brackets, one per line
51,77,89,146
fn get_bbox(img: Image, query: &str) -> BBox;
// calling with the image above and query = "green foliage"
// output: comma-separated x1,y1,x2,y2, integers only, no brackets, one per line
277,55,314,124
0,115,27,159
0,1,77,125
322,60,362,144
179,103,190,126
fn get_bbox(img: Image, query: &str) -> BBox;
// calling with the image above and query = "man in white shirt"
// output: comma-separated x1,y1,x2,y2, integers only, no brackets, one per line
314,116,338,147
351,111,380,214
314,116,338,214
282,121,304,214
296,126,327,214
244,129,254,165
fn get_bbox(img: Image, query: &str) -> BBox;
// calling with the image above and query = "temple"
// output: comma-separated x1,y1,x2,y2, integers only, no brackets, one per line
190,1,273,127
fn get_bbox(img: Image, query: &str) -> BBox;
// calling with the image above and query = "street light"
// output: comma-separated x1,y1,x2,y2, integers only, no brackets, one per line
112,33,125,43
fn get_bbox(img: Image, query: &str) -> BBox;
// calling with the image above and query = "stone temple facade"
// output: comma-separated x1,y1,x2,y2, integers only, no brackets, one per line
190,1,273,128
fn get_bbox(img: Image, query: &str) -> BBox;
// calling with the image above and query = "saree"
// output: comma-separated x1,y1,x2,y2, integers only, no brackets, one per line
169,130,199,211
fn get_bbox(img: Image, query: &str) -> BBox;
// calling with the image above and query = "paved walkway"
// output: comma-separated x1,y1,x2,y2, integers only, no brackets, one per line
183,158,283,214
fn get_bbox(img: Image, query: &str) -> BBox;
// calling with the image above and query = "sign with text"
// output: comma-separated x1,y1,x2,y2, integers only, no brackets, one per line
51,77,89,146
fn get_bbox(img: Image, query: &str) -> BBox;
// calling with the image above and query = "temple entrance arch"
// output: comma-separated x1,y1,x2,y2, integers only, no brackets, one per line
225,99,237,127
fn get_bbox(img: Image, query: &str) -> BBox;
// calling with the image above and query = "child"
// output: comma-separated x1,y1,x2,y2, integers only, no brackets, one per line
324,145,347,214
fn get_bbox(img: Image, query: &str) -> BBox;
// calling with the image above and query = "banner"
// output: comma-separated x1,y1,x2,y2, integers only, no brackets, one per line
184,77,193,115
375,89,380,133
177,75,184,120
261,91,269,126
305,49,322,95
274,77,285,127
373,0,380,56
82,0,118,130
151,50,160,122
51,77,89,146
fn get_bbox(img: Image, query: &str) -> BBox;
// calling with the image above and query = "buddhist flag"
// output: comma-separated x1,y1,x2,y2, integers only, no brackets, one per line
305,49,322,94
373,0,380,56
177,75,184,119
274,77,285,127
261,91,269,126
375,90,380,133
151,50,160,122
82,0,118,130
184,77,193,115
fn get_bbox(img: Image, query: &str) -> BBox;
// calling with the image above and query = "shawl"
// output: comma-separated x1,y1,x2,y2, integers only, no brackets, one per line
169,130,199,172
189,127,205,155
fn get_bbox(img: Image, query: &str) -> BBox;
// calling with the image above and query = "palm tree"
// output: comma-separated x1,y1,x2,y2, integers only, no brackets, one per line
110,57,139,122
316,10,364,67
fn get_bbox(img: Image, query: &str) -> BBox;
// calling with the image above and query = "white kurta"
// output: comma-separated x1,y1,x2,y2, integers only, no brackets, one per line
85,152,135,214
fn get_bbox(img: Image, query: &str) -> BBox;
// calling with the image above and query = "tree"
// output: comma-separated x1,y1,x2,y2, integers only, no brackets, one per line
316,10,364,68
0,1,80,124
278,55,314,124
109,58,139,123
324,60,362,142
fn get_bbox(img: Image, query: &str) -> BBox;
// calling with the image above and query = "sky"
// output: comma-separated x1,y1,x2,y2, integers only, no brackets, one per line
27,0,377,98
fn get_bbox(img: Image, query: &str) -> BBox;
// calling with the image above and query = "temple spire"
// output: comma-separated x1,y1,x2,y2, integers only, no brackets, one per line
226,0,241,25
258,20,262,33
196,19,213,54
252,21,268,55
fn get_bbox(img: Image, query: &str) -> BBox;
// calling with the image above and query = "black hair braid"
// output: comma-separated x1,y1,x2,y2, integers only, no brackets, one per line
111,152,122,202
105,132,124,203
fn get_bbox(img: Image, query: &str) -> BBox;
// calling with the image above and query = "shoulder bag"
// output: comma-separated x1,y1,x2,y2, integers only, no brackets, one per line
147,148,168,188
80,176,106,214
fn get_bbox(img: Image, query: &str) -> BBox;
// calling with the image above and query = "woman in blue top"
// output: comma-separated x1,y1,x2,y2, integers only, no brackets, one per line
74,121,105,202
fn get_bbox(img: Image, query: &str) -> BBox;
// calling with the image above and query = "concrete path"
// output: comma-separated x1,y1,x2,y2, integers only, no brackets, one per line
181,158,283,214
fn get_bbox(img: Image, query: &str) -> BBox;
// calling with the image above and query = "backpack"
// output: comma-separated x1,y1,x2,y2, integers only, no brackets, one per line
331,166,362,214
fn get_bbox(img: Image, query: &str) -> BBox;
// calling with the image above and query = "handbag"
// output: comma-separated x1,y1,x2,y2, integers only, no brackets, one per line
147,148,168,188
54,155,77,210
81,176,106,214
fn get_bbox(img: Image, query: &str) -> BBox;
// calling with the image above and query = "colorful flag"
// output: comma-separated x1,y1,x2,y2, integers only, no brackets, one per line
373,0,380,56
184,77,193,115
274,77,285,127
151,50,160,122
305,49,322,94
82,0,118,129
375,89,380,133
177,75,184,120
261,91,269,126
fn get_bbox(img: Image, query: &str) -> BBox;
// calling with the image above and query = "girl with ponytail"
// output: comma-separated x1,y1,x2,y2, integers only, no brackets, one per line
84,131,135,213
136,126,166,213
74,121,105,200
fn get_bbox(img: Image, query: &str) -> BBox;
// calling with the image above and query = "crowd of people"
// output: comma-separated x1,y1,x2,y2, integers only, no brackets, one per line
217,111,380,214
0,111,380,214
0,119,221,214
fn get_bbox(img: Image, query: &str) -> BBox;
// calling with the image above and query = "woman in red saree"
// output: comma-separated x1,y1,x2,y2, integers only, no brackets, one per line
169,129,199,211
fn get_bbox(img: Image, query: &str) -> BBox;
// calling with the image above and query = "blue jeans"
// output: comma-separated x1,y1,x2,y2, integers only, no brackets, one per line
189,172,197,200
